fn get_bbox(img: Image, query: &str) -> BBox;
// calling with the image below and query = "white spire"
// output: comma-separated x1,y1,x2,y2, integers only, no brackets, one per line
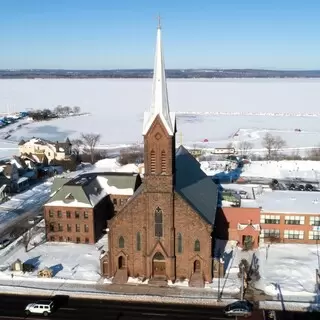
143,19,175,136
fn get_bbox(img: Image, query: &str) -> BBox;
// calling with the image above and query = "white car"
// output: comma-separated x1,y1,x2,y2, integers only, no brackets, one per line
25,300,55,316
224,300,253,318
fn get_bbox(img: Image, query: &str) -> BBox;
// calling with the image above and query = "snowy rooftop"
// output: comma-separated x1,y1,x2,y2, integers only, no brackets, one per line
255,190,320,214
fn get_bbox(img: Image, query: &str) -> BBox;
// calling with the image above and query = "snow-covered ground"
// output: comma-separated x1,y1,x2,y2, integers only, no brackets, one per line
1,79,320,157
0,232,107,282
255,244,320,302
201,160,320,183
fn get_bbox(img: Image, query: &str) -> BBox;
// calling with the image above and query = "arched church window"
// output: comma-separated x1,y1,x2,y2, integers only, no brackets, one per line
177,233,183,253
161,150,166,174
194,239,200,252
136,232,141,251
119,236,125,248
150,150,156,174
155,207,163,237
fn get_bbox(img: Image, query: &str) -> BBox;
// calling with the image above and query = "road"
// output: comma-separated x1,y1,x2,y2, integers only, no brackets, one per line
0,294,266,320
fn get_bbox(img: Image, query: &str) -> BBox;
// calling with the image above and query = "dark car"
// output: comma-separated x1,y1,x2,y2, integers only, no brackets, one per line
224,300,253,318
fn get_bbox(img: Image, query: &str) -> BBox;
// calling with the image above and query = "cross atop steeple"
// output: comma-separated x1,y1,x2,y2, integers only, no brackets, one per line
142,18,175,136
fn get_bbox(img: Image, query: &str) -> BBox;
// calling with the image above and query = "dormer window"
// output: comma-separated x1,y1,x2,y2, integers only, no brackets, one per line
65,193,74,201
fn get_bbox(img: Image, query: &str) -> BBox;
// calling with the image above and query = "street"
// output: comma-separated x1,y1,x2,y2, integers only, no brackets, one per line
0,293,266,320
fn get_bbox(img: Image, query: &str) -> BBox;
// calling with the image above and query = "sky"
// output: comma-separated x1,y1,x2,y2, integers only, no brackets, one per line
0,0,320,70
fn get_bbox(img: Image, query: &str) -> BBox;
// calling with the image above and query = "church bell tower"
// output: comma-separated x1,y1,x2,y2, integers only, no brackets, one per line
142,19,176,193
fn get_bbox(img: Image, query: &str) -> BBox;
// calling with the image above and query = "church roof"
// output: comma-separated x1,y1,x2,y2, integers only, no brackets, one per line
175,145,218,225
143,23,175,136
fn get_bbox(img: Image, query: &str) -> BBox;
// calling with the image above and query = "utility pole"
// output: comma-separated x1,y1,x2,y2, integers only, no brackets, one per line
240,264,245,301
316,269,319,307
217,259,221,302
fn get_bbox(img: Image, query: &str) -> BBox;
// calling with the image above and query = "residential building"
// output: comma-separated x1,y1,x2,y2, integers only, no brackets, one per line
100,24,218,287
44,172,141,244
18,137,72,163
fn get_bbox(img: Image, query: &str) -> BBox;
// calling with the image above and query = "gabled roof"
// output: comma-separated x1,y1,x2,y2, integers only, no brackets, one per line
175,145,218,225
45,172,141,208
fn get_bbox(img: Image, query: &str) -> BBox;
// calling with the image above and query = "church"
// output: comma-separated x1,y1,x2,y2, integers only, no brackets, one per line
100,23,219,287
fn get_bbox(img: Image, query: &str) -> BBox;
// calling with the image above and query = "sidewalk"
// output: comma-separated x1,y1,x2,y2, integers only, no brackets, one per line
0,277,236,306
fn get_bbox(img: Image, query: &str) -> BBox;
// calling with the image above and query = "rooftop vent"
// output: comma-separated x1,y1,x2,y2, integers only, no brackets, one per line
313,199,318,204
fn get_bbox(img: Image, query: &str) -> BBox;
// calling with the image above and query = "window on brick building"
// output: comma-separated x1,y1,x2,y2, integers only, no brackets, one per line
194,239,200,252
309,231,320,240
113,198,117,205
84,211,89,219
150,150,156,174
84,224,89,233
75,211,80,219
284,216,304,225
284,230,304,240
76,237,81,243
67,237,72,242
49,223,54,232
67,224,72,232
310,216,320,226
177,233,183,253
49,210,54,218
59,236,63,242
119,236,125,248
261,229,280,238
66,211,71,219
50,236,55,242
136,232,141,251
76,224,80,232
260,215,280,224
57,211,62,218
58,223,63,232
85,238,89,244
161,150,166,174
154,207,163,237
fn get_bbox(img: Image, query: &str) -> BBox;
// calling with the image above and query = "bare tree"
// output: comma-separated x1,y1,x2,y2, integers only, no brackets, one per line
238,141,253,156
262,133,276,159
81,133,101,163
73,106,81,114
118,146,143,165
71,138,83,156
273,136,286,158
307,145,320,160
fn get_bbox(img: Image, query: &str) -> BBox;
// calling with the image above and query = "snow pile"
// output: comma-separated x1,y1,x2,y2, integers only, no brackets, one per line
96,176,134,196
256,244,320,300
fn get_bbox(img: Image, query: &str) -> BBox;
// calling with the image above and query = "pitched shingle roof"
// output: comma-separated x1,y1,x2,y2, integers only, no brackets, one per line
175,145,218,225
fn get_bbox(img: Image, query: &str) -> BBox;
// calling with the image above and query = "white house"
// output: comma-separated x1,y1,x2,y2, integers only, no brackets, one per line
18,138,72,163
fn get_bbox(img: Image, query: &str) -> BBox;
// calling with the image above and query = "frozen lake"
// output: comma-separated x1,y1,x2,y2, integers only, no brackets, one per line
1,78,320,155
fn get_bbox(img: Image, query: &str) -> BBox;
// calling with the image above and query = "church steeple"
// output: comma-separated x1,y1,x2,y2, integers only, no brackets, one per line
142,18,175,136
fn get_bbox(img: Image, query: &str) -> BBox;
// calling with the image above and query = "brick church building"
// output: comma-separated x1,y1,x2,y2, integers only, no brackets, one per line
100,23,218,287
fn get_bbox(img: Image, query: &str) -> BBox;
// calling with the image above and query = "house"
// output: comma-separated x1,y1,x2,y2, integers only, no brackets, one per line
18,137,72,164
100,24,219,288
44,172,142,244
0,163,22,192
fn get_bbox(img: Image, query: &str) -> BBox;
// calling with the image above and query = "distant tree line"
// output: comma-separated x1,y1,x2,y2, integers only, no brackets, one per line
29,105,81,121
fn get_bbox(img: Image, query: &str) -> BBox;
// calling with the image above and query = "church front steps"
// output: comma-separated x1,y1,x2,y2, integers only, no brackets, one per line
189,272,205,288
112,268,128,284
148,276,168,287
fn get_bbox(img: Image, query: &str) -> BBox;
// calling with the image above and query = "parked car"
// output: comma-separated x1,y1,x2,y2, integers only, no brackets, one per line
224,300,253,318
0,239,11,249
25,300,55,316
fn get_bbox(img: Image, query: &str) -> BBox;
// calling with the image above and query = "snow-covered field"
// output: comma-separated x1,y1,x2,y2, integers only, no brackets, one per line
256,244,320,302
1,79,320,157
0,233,106,282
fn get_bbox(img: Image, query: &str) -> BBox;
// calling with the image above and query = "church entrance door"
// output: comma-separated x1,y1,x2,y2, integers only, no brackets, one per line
152,252,166,277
